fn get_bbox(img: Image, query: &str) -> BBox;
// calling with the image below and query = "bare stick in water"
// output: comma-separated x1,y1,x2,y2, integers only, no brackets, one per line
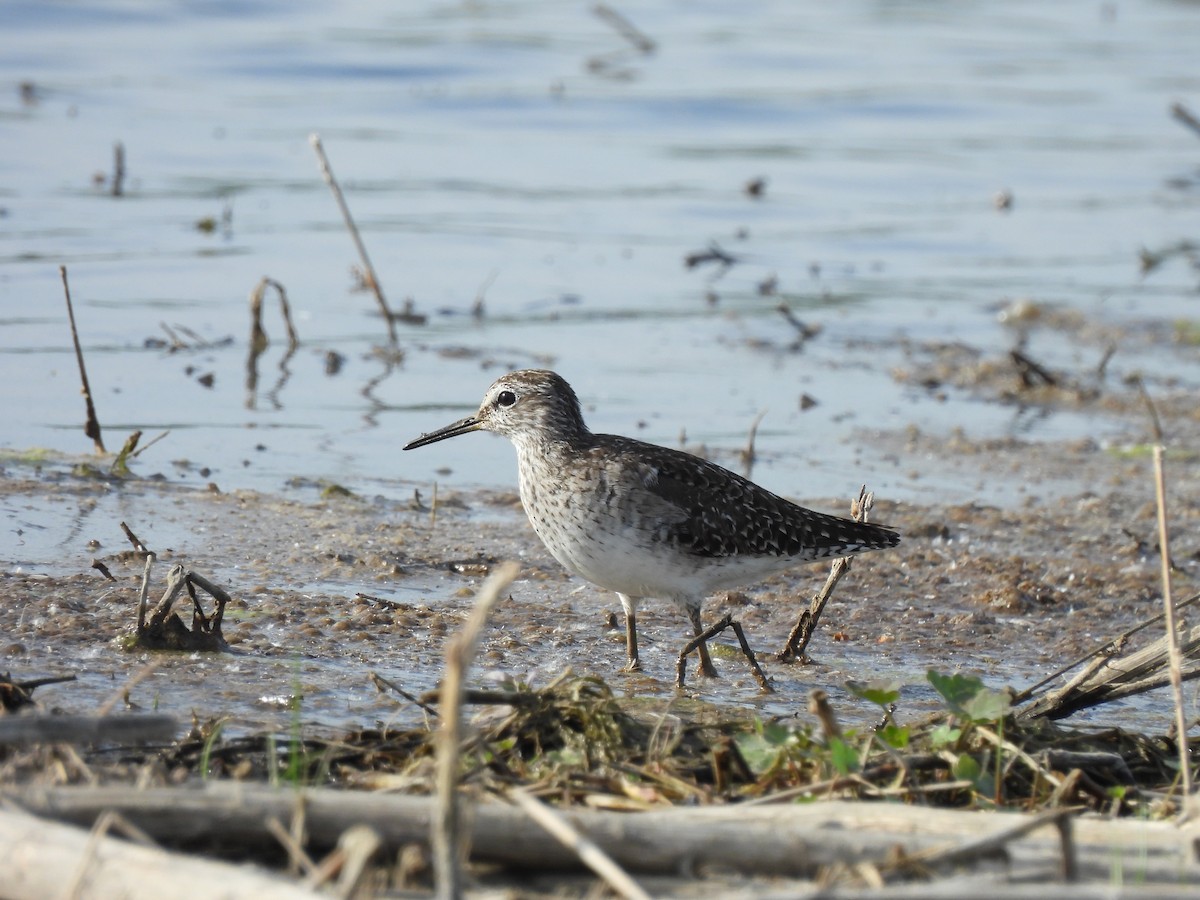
593,4,656,55
111,141,126,197
309,133,398,344
59,265,105,453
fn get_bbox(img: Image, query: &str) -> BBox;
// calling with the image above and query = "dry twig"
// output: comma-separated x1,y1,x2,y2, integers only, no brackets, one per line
309,133,398,344
777,485,873,662
1153,445,1193,808
433,561,520,900
59,266,105,453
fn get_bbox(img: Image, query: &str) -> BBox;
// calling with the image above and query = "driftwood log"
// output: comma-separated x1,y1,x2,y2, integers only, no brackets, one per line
7,783,1199,889
0,807,313,900
0,714,177,746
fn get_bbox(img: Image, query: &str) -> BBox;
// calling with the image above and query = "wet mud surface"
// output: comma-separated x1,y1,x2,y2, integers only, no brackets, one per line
4,349,1198,738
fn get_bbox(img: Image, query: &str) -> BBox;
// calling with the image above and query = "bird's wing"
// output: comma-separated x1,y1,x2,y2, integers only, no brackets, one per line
600,438,898,560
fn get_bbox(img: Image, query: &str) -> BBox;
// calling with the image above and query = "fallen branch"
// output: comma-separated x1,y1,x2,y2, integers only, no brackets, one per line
0,714,177,746
0,807,312,900
9,784,1198,886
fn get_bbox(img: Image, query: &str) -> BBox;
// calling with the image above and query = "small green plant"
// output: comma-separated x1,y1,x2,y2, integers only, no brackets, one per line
283,687,306,785
734,720,808,777
927,669,1013,804
847,678,909,749
199,718,227,781
927,670,1011,723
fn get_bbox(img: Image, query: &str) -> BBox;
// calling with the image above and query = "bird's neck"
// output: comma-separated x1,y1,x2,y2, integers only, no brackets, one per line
513,430,589,507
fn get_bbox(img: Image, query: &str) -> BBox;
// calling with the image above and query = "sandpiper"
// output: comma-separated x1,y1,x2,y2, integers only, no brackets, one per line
403,369,899,680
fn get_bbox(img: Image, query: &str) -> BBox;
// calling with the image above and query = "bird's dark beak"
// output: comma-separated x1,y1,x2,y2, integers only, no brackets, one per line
403,415,483,450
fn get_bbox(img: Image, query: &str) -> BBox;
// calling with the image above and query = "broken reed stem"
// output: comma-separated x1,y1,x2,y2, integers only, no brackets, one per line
1152,445,1193,806
739,409,767,478
1013,591,1200,705
248,276,300,353
59,266,105,453
135,553,155,631
1171,101,1200,139
593,3,656,54
308,133,398,345
111,141,125,197
130,430,169,459
433,561,520,900
778,485,872,662
506,788,652,900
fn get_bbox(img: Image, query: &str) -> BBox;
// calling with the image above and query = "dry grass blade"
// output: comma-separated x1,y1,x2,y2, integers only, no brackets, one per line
507,787,652,900
433,560,520,900
1153,445,1193,808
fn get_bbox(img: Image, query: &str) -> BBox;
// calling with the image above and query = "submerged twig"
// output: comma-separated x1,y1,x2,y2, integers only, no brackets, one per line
309,133,399,345
369,671,439,720
60,266,105,453
777,302,821,347
1170,101,1200,139
246,276,301,408
111,141,125,197
248,276,300,353
593,4,656,55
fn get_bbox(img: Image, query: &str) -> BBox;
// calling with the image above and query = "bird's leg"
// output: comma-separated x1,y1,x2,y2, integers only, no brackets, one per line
617,593,641,672
687,605,719,677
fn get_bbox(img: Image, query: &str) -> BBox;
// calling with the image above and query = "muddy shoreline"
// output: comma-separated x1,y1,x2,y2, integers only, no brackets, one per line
4,382,1197,738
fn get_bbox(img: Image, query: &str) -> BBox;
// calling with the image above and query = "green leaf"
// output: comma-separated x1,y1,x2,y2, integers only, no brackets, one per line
759,720,794,746
829,737,860,776
930,723,962,749
961,688,1012,723
952,753,981,782
928,670,1011,723
845,678,902,707
927,670,984,717
878,724,910,749
734,732,785,776
953,752,995,797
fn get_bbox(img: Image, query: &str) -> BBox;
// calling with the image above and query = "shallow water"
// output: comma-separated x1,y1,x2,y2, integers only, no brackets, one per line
2,2,1199,739
2,0,1199,505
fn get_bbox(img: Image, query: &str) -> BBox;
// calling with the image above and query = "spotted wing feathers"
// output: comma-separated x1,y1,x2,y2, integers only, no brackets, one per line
601,436,900,561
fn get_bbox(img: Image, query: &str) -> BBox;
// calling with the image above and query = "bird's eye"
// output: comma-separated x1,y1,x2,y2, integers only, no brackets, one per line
496,390,517,408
